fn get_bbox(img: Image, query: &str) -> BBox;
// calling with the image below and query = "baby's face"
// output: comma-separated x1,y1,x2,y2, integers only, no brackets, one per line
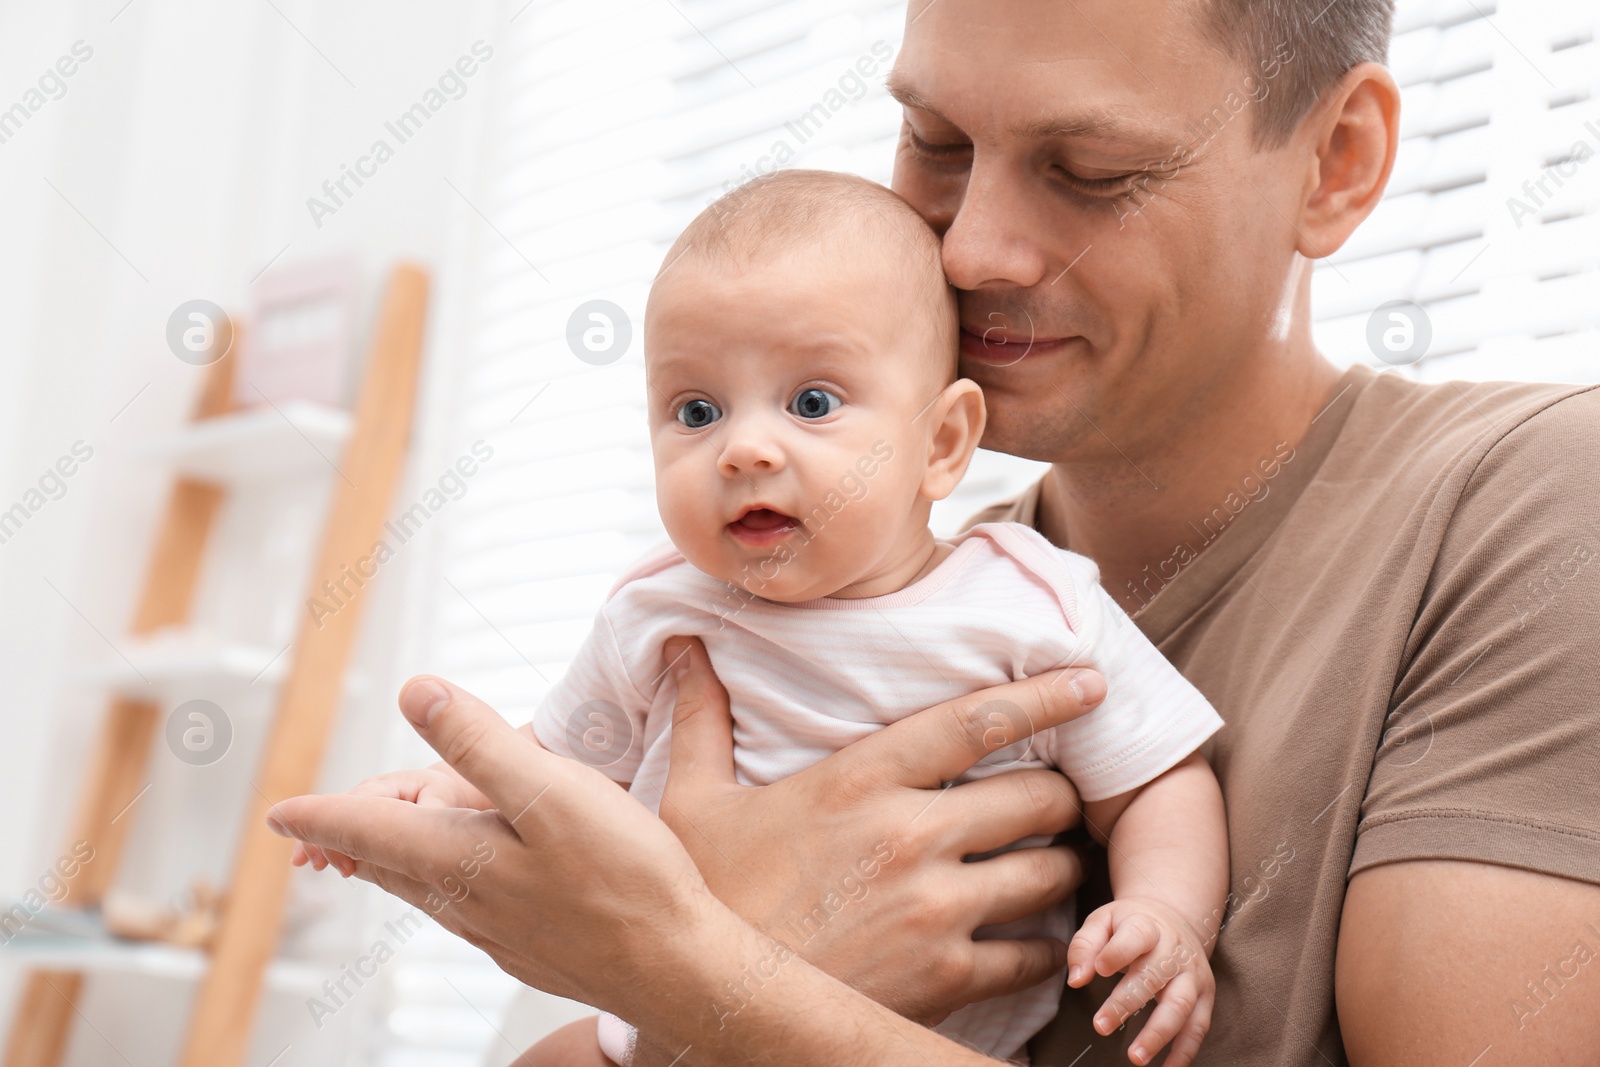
645,246,949,602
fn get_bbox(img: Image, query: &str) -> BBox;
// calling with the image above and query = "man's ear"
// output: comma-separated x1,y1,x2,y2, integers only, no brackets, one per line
1294,62,1401,258
920,378,986,502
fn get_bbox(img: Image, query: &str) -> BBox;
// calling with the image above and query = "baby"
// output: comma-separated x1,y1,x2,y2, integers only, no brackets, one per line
329,170,1229,1065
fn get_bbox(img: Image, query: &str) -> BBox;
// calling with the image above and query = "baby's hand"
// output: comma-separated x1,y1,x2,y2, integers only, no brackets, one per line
290,762,491,875
1066,896,1214,1067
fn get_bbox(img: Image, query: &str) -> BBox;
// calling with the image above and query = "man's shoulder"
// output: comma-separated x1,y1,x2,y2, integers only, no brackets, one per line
960,482,1043,533
1345,371,1600,479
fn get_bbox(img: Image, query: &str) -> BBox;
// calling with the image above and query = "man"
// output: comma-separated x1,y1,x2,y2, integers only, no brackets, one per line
274,0,1600,1062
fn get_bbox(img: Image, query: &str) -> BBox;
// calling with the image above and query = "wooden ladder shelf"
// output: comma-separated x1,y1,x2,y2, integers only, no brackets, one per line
3,262,430,1067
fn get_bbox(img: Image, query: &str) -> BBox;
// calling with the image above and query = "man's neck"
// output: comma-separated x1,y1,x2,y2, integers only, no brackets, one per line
1036,352,1345,613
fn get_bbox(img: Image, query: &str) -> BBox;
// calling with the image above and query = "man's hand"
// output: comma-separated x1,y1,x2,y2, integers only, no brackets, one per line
1066,897,1215,1067
268,677,716,1013
290,762,491,873
271,675,1006,1066
657,635,1106,1025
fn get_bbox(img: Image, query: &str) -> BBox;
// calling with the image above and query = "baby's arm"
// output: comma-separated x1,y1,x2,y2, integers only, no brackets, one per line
511,1015,614,1067
1068,752,1227,1067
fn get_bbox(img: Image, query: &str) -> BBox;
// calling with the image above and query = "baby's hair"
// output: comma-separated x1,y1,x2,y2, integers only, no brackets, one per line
670,169,938,268
659,169,958,378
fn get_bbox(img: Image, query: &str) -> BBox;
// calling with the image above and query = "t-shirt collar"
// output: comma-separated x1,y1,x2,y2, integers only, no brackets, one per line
1003,364,1377,642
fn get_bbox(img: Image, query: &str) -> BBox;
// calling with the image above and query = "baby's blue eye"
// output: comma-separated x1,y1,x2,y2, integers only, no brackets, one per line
676,398,722,429
789,387,841,420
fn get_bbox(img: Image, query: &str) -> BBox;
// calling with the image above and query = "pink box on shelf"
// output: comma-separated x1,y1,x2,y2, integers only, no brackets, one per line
234,255,361,410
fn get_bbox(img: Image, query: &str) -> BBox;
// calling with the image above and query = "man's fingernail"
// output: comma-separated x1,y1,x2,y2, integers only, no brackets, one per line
668,642,691,678
400,678,449,727
265,816,286,837
1068,965,1084,983
1067,669,1105,708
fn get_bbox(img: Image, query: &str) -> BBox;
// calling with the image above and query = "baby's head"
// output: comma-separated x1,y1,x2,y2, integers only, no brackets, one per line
645,169,984,602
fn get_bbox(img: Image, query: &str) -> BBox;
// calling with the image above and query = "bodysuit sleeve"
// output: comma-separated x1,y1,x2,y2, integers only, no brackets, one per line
979,523,1224,801
529,606,652,784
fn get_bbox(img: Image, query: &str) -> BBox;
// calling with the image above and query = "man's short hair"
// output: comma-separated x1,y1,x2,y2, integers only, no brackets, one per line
1201,0,1395,147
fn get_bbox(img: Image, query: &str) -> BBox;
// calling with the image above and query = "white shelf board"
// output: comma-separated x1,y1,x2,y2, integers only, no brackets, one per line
136,401,352,483
74,636,288,698
0,936,325,996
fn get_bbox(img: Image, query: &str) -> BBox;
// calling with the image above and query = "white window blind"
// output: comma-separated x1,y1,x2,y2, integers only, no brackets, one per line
1312,0,1600,380
371,1,1600,1062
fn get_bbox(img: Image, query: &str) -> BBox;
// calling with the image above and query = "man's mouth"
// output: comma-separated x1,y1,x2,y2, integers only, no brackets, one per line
959,326,1073,366
727,506,800,546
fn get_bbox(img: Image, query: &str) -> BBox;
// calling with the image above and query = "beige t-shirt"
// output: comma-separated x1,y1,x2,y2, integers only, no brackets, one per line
963,364,1600,1066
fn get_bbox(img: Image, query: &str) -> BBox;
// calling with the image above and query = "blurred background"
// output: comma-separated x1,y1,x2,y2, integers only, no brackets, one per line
0,0,1596,1064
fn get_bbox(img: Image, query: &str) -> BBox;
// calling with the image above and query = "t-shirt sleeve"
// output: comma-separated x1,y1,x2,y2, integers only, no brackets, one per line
1038,551,1225,801
529,607,652,783
1351,390,1600,884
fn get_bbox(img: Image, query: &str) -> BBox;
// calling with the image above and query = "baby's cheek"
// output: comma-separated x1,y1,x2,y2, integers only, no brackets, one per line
806,484,898,565
662,499,721,563
657,467,720,559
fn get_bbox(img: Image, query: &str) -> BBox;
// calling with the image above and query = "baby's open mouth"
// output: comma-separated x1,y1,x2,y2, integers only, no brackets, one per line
727,507,799,545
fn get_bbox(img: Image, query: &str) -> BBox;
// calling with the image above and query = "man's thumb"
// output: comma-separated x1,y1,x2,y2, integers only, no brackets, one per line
663,635,735,789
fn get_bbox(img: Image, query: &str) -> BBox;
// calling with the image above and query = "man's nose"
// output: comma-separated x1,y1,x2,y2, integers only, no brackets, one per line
939,157,1054,293
717,413,786,477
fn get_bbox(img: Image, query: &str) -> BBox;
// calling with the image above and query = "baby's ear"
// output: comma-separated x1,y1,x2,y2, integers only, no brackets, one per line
920,379,986,502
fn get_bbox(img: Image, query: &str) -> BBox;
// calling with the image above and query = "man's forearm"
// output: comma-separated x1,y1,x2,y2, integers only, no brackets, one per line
630,899,995,1066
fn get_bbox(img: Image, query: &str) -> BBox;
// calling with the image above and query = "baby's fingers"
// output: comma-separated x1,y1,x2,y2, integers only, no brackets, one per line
1146,983,1213,1067
1067,908,1114,986
348,770,440,805
291,838,356,874
1126,972,1207,1067
1092,962,1163,1037
1094,911,1161,977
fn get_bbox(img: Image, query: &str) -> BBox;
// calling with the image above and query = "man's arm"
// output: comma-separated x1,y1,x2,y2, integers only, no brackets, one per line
1335,392,1600,1066
1337,860,1600,1066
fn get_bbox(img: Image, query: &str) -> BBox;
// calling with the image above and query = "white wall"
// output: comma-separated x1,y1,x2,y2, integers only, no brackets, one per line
0,2,506,1063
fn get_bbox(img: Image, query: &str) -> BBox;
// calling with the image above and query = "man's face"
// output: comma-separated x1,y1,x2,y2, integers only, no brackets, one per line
890,0,1310,466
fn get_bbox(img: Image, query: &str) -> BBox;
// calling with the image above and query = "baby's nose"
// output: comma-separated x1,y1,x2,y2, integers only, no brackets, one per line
717,417,786,475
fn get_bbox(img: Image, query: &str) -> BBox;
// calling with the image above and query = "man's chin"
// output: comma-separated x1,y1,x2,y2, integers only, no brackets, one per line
974,389,1099,465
